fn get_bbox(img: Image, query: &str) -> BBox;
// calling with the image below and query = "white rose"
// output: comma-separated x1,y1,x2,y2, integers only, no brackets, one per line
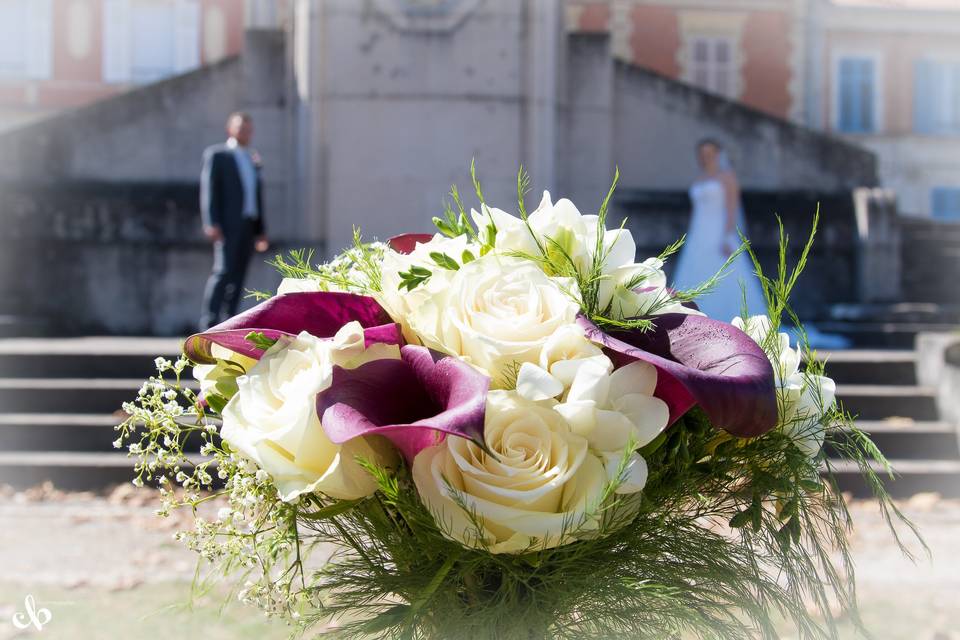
220,322,399,502
476,191,635,276
554,358,670,455
732,315,836,457
408,255,580,384
412,390,609,553
277,277,323,295
378,233,476,343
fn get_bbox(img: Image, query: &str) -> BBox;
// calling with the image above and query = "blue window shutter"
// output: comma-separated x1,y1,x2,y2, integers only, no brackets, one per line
914,60,936,134
931,188,960,220
839,58,875,133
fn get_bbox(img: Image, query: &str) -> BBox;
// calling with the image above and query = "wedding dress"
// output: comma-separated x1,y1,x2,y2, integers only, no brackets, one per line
671,178,767,322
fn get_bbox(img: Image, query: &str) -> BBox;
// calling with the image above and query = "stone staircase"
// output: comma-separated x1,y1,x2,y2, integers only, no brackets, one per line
824,349,960,497
0,336,957,497
0,338,181,489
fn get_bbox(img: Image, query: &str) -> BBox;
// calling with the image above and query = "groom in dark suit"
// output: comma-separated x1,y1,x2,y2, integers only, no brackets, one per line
199,112,270,330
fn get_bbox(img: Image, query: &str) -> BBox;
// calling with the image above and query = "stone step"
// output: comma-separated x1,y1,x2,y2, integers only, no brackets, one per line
829,302,960,324
827,458,960,498
820,350,916,385
827,421,959,460
835,384,940,421
815,322,959,348
0,413,211,453
0,337,182,378
0,451,136,490
0,378,195,414
0,413,122,451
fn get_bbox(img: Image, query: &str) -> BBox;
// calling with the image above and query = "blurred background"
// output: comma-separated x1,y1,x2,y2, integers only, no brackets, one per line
0,0,957,638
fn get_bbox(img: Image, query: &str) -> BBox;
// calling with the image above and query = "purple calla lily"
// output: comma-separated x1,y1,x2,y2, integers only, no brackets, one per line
388,233,435,255
578,314,777,438
184,291,399,364
316,345,489,461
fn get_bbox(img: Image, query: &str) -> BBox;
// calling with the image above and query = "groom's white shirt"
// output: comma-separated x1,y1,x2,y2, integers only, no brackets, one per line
226,137,259,219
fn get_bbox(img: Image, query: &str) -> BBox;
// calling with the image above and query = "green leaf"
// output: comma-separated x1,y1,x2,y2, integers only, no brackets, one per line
244,331,278,351
360,604,410,634
299,498,364,521
461,249,476,264
205,393,227,415
430,252,460,271
729,509,753,529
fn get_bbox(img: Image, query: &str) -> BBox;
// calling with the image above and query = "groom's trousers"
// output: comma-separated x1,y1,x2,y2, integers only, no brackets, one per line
199,218,257,331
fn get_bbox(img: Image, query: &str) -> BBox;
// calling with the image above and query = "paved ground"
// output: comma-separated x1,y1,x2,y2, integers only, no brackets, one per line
0,485,956,639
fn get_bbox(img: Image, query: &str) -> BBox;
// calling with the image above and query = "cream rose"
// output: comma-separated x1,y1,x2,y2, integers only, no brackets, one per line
220,322,399,502
377,233,475,343
412,390,608,553
733,315,836,457
407,255,580,384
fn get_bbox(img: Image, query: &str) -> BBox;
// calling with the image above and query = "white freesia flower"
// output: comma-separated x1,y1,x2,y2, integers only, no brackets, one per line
412,390,609,553
378,233,476,343
277,277,323,295
732,315,837,457
407,255,580,384
515,324,607,401
554,358,670,454
220,322,399,502
475,191,635,276
599,258,702,319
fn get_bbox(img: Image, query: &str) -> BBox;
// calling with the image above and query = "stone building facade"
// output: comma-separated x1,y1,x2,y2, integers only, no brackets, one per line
0,0,252,133
567,0,960,219
0,0,882,335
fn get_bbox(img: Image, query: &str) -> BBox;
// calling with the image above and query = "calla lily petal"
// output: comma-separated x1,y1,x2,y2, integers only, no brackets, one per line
316,345,490,461
578,314,777,437
185,292,397,364
388,233,435,255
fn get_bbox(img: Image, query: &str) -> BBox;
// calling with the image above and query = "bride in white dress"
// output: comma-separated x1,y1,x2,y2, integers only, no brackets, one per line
671,139,766,321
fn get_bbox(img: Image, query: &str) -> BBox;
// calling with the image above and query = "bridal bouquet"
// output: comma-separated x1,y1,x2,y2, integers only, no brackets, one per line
120,169,917,639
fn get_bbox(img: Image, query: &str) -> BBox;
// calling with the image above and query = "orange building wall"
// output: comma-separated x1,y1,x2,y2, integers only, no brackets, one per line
0,0,245,113
575,1,610,33
201,0,245,64
823,30,960,135
740,11,792,119
630,5,681,78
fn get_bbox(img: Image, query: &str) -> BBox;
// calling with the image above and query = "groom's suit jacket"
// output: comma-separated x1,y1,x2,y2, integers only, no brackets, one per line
200,143,266,238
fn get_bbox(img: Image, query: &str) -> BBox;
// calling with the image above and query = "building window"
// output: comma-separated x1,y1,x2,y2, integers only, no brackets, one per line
931,188,960,220
688,35,737,99
131,3,177,82
103,0,199,85
914,60,960,135
836,56,877,134
0,0,51,79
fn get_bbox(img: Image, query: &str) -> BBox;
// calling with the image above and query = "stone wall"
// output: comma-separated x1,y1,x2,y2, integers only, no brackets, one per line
614,188,858,318
561,34,878,206
0,14,885,335
0,180,287,335
0,29,296,238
